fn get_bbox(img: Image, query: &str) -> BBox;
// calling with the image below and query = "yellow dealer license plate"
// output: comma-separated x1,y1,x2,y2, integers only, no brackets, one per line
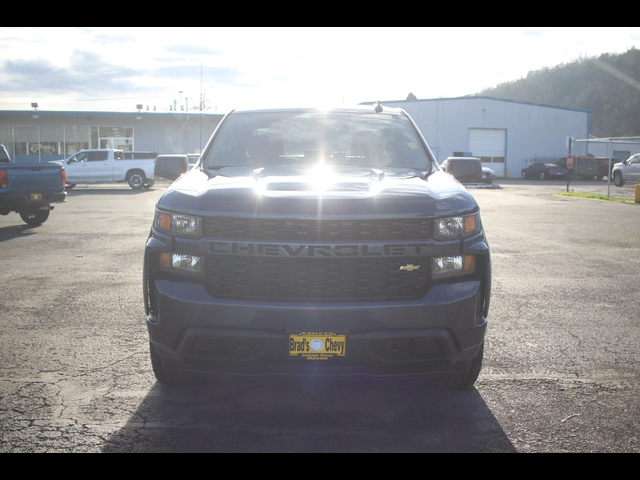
31,193,42,201
289,333,346,360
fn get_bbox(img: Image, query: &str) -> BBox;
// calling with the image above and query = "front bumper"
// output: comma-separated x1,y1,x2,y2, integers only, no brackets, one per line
144,233,491,379
147,280,488,378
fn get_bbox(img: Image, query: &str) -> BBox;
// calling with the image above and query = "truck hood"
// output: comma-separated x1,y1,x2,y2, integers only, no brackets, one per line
157,165,478,218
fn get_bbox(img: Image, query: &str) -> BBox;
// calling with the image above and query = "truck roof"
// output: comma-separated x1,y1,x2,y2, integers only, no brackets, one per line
231,105,407,116
77,149,124,152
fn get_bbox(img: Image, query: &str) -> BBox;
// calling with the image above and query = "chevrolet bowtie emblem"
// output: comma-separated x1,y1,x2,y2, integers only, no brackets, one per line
399,265,421,272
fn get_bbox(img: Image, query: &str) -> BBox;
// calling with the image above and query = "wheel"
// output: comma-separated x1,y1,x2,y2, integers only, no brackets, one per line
149,342,182,387
142,179,155,190
19,210,50,225
440,343,484,389
613,172,625,187
539,172,546,181
127,171,146,190
522,171,526,178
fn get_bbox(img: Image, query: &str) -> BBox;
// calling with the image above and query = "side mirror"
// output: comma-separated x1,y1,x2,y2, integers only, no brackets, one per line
154,155,189,181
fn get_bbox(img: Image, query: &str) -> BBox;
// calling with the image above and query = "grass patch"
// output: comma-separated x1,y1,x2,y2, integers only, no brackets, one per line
558,191,637,204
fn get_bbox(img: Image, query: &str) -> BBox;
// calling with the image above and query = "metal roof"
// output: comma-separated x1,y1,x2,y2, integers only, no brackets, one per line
231,105,405,115
360,95,591,114
0,110,225,119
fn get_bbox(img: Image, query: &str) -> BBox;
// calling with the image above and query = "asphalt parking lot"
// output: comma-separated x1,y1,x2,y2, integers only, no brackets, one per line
1,180,639,453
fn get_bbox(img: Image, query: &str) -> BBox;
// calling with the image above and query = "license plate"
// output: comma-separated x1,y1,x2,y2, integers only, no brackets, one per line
30,193,42,201
289,333,346,360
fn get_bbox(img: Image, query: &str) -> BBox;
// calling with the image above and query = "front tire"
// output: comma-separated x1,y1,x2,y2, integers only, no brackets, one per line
539,172,546,181
614,172,625,187
440,343,484,389
20,210,50,226
127,171,146,190
149,342,182,387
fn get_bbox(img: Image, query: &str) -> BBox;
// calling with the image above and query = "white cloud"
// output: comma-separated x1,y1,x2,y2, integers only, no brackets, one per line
0,27,637,113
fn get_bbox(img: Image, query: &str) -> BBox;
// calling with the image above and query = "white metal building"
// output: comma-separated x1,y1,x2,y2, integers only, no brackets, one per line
0,110,224,164
364,96,593,177
581,138,640,163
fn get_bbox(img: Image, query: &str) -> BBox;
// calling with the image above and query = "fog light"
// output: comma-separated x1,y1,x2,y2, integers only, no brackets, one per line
160,253,203,277
432,255,475,279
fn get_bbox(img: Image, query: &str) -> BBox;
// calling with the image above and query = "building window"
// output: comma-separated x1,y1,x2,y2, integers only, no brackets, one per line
0,126,13,158
91,127,99,149
40,126,64,157
479,156,505,164
1,124,134,162
65,126,90,155
14,126,39,161
98,126,134,151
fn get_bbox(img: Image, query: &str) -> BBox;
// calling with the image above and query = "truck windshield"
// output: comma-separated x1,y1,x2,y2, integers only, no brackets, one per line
203,112,434,171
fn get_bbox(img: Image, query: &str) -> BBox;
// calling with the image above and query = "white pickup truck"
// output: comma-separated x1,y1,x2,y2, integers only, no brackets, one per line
62,149,156,189
612,154,640,187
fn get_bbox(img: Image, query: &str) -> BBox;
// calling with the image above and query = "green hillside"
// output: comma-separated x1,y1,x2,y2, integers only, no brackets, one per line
479,47,640,138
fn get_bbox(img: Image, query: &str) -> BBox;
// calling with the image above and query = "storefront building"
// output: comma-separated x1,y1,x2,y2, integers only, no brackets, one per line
0,110,224,164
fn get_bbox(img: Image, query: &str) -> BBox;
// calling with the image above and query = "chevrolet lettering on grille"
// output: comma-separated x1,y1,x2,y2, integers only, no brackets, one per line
209,241,434,257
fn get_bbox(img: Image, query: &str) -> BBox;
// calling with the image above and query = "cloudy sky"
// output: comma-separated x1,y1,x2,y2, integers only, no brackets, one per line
1,27,638,114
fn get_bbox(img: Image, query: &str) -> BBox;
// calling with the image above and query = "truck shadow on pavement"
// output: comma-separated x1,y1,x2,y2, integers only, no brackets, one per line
0,224,40,242
102,377,515,453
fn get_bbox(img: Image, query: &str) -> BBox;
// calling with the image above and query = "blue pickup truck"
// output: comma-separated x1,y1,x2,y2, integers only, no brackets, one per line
0,144,67,225
145,106,492,389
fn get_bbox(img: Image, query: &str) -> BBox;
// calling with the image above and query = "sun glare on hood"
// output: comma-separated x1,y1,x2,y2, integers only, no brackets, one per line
308,164,337,191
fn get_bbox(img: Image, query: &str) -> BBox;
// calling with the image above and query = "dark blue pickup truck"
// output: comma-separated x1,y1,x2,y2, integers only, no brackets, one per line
0,144,67,225
146,106,492,389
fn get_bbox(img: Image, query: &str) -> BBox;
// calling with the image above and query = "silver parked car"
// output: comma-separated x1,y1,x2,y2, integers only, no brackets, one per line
482,167,495,184
612,154,640,186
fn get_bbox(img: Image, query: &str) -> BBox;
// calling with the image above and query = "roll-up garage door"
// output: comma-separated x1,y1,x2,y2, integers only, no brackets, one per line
469,128,506,177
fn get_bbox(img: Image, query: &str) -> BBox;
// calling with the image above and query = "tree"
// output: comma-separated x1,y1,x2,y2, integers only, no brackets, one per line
479,48,640,137
192,92,214,112
406,92,417,101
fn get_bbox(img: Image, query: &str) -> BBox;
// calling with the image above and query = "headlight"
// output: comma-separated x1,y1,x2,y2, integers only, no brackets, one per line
433,213,480,240
155,211,202,238
159,253,204,277
432,255,476,279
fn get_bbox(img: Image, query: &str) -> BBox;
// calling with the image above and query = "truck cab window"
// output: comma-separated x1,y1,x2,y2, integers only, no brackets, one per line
88,152,109,162
69,152,88,163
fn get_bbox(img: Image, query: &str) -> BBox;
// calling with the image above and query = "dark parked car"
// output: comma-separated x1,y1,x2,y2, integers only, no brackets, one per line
596,157,619,180
556,156,599,180
522,163,567,180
